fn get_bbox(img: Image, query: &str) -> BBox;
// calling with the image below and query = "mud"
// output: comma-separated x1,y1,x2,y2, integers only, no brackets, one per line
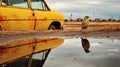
0,22,120,45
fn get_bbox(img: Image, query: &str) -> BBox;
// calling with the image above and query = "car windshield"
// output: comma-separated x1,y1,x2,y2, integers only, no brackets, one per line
31,0,48,10
2,0,28,8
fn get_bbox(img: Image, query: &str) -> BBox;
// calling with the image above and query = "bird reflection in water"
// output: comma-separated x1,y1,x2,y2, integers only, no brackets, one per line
81,37,91,53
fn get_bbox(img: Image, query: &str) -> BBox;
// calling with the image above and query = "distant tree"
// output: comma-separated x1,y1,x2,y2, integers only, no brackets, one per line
117,19,120,22
64,19,69,22
76,18,83,22
70,19,73,22
113,19,116,22
101,19,107,22
89,19,92,22
108,18,111,21
94,18,101,22
90,19,94,22
108,18,116,22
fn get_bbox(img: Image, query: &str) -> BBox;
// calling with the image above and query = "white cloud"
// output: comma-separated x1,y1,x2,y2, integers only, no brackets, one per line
46,0,120,19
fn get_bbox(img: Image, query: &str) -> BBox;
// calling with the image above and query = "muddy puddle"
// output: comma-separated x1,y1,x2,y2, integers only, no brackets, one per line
0,37,120,67
44,38,120,67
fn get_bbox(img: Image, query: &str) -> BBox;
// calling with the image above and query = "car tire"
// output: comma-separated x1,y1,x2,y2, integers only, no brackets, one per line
48,25,57,30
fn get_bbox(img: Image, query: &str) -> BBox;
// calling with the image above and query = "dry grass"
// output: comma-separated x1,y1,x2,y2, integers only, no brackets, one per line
64,21,120,32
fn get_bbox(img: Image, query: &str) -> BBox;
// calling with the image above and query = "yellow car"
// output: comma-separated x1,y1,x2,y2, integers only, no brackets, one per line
0,0,64,31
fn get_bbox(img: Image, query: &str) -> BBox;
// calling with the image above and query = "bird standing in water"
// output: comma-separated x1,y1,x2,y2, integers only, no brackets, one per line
81,16,90,33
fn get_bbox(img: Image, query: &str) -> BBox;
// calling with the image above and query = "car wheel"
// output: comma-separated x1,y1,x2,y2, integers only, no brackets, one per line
49,25,57,30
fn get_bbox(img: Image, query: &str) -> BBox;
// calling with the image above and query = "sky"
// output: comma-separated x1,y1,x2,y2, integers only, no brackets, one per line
46,0,120,19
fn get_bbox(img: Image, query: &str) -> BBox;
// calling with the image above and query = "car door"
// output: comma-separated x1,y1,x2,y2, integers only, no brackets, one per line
0,0,35,31
31,0,53,30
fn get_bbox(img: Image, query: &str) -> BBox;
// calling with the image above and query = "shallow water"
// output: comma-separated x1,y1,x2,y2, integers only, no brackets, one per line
44,38,120,67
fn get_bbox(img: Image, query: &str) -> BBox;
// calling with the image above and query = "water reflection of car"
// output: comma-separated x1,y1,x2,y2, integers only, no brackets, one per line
0,38,64,67
0,0,64,31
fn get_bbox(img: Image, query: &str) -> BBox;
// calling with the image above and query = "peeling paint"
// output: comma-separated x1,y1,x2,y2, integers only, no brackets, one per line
0,15,3,21
0,49,8,55
40,17,47,21
0,15,7,21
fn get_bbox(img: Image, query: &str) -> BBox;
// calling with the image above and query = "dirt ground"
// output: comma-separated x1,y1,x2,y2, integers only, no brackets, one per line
0,22,120,45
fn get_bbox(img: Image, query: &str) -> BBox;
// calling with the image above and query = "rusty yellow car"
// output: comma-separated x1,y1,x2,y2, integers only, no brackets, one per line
0,38,64,67
0,0,64,31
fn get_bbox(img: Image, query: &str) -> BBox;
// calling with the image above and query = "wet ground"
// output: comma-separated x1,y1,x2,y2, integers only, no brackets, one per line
0,30,120,67
0,22,120,67
0,31,120,67
44,38,120,67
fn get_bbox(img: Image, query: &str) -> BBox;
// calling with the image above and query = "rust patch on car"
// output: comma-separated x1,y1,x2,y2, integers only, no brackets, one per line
0,15,4,21
29,44,34,48
50,38,58,40
0,44,10,49
13,14,17,17
40,17,47,21
12,48,17,53
28,16,35,20
0,15,7,21
0,49,8,55
38,39,48,43
36,38,59,43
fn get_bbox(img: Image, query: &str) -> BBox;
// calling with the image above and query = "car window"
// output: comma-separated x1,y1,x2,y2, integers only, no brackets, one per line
1,50,50,67
2,56,29,67
2,2,6,5
2,0,8,5
31,0,48,10
2,0,28,8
